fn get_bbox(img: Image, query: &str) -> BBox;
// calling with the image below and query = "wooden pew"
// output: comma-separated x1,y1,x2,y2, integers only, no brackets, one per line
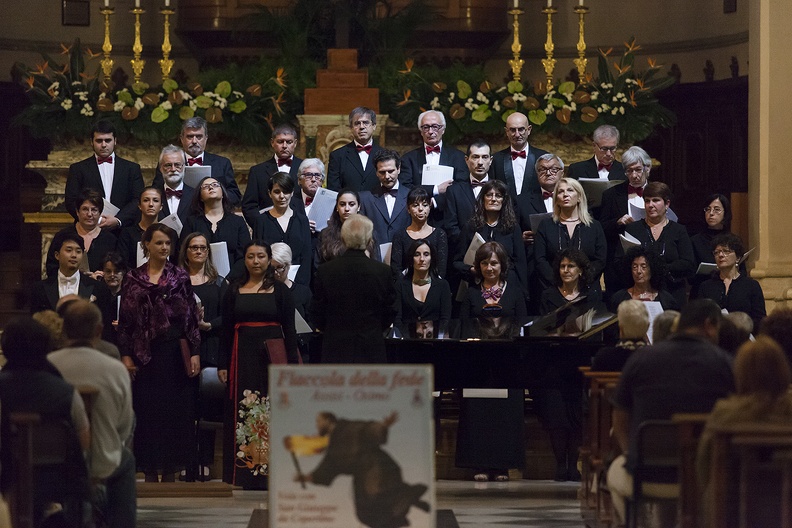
671,413,709,528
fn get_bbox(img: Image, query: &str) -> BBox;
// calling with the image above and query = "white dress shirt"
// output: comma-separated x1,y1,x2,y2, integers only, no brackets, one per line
510,149,527,195
97,152,116,200
471,175,489,200
58,269,81,298
384,181,399,218
165,181,185,215
355,142,372,169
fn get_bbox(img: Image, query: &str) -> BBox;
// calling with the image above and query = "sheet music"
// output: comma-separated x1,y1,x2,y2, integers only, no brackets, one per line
184,165,211,188
643,301,664,344
295,309,312,334
529,212,553,233
619,232,642,252
379,243,392,264
101,199,120,219
462,232,487,267
739,247,756,265
159,212,183,236
210,241,230,278
307,188,338,232
696,262,717,275
287,265,300,282
420,164,454,186
579,178,624,207
135,242,148,267
629,202,646,221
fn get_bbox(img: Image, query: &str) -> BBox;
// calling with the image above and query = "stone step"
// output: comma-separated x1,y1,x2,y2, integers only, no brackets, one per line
304,88,380,114
316,69,369,89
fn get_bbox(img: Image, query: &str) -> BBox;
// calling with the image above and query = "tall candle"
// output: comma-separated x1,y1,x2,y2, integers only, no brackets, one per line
578,0,584,6
135,0,140,7
165,0,170,6
546,0,552,8
104,0,109,7
512,0,518,8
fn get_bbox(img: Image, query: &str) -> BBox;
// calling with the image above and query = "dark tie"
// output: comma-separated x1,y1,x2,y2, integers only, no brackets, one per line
305,196,313,206
356,144,373,154
542,191,553,199
511,150,526,160
97,157,113,165
598,162,612,171
471,180,485,188
426,145,441,155
277,158,292,167
381,187,398,197
165,188,183,199
628,185,644,197
188,157,202,166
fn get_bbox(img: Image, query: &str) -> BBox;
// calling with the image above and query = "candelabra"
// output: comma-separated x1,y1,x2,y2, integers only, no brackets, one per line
540,6,558,91
99,7,114,83
507,7,525,82
159,7,176,81
572,5,590,84
130,6,145,83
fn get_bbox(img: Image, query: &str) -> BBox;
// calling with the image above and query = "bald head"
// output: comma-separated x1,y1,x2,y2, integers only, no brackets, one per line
61,299,103,343
505,112,531,151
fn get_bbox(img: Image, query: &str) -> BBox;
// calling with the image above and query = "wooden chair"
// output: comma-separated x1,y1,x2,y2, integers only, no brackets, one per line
671,413,709,528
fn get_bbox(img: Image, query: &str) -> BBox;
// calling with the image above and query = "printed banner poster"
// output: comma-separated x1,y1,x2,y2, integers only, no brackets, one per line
269,365,436,528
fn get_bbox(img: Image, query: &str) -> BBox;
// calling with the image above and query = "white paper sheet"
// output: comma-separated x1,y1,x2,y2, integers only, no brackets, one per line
102,199,120,219
643,301,664,344
629,202,646,221
420,164,454,186
210,241,230,278
184,165,212,189
135,242,148,267
696,262,717,275
462,389,509,399
379,243,392,264
295,309,312,334
159,212,183,236
462,232,487,267
287,265,300,282
619,232,642,252
307,188,338,232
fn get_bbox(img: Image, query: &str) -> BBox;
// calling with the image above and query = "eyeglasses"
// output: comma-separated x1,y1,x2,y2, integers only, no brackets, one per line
595,144,618,153
273,265,287,273
484,193,504,200
420,124,444,132
200,182,221,190
301,172,324,180
188,245,208,252
712,248,735,257
704,207,724,214
352,120,372,128
625,167,646,175
162,162,184,170
539,166,563,174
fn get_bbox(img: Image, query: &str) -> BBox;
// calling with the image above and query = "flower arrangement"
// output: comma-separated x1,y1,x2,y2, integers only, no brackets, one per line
388,37,676,144
235,389,271,476
13,38,290,145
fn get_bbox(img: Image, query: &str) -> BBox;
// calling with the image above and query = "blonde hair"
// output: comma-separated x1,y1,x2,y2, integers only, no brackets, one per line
617,300,650,340
552,178,593,226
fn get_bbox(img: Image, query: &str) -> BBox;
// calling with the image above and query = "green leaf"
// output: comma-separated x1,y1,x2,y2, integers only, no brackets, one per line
557,81,576,95
151,107,169,123
179,106,195,120
507,80,524,94
132,82,149,95
195,95,213,109
528,109,547,125
471,105,491,122
117,91,133,105
456,80,472,99
215,80,232,98
162,79,178,94
229,100,247,114
549,97,566,108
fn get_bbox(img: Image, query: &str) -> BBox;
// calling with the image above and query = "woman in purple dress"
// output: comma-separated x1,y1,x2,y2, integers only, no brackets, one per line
118,223,201,483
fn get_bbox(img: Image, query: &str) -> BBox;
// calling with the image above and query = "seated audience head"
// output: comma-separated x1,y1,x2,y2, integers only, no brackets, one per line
341,214,374,251
652,310,680,342
271,124,298,161
759,307,792,367
622,246,667,291
733,335,791,398
75,188,104,231
591,124,620,167
474,179,517,230
179,232,218,281
50,230,85,276
617,300,650,341
61,299,103,345
703,193,731,231
407,238,437,279
718,314,752,357
348,107,377,145
141,223,177,260
297,158,325,198
473,241,509,284
465,140,492,181
180,116,209,158
191,176,233,216
535,153,564,192
158,144,187,189
270,242,293,284
32,310,65,349
676,299,723,343
1,316,53,368
417,110,446,147
91,119,117,159
552,247,592,289
100,251,128,294
373,149,401,191
621,146,651,188
553,177,593,226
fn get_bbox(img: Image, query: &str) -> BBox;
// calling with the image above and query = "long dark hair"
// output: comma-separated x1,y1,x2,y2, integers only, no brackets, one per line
189,176,234,216
319,189,361,262
235,240,276,292
470,180,517,232
405,238,438,279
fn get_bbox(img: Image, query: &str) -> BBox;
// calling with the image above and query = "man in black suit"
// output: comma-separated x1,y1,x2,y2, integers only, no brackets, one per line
311,214,396,363
30,231,113,319
241,124,303,227
399,110,468,226
158,145,193,225
290,158,325,221
153,116,242,206
359,150,411,248
65,120,144,229
567,124,626,182
489,111,549,198
327,107,384,193
445,140,493,246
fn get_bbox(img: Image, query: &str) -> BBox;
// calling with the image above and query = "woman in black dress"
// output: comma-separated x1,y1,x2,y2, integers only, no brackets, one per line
317,189,377,264
253,172,312,286
607,246,679,312
219,241,297,489
534,177,606,291
117,186,164,270
696,232,766,332
184,177,251,282
117,223,201,483
624,181,694,308
394,238,452,339
456,241,526,481
690,193,736,297
390,187,449,279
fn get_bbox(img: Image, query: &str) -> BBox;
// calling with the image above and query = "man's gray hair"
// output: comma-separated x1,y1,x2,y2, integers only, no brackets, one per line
341,214,373,251
592,124,619,144
298,158,326,178
159,144,187,165
621,146,652,170
348,107,377,127
417,110,446,129
181,116,208,136
535,152,565,172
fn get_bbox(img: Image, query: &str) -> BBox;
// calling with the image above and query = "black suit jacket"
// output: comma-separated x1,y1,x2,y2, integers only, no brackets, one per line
241,156,303,227
399,145,467,201
44,227,118,278
567,157,626,181
359,186,412,246
444,180,478,244
327,142,385,192
66,155,144,227
599,182,630,292
153,152,241,205
30,274,115,339
161,185,195,225
489,144,549,197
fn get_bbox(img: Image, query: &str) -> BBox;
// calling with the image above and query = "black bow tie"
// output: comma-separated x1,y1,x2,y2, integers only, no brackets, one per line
380,187,398,198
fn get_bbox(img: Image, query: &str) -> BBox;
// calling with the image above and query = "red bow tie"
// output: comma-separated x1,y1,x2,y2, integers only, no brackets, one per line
598,162,612,171
97,157,113,165
277,158,292,167
305,196,313,206
165,188,183,199
471,179,486,187
187,157,202,166
426,145,441,155
542,191,553,199
628,185,644,197
356,144,372,154
511,150,526,160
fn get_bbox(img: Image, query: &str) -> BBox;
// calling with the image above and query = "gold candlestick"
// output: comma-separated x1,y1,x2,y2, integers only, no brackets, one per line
159,8,175,81
541,7,558,91
99,7,114,83
507,7,525,83
130,7,145,84
573,5,590,84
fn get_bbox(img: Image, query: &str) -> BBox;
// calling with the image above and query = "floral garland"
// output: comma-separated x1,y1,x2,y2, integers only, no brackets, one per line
235,389,271,476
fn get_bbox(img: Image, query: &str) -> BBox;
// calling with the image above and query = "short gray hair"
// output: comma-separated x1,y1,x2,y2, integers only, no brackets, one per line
270,242,292,271
159,144,186,165
652,310,680,342
298,158,326,178
621,146,651,170
617,300,650,340
348,107,377,127
181,116,208,136
535,152,565,172
592,124,619,144
417,110,446,129
341,214,373,250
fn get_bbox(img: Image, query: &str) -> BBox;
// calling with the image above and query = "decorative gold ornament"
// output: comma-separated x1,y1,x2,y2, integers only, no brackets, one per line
99,7,114,82
573,5,590,85
130,7,145,83
159,7,175,81
541,7,558,91
507,7,525,82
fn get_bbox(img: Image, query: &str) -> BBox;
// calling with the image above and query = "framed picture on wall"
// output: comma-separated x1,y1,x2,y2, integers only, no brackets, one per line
62,0,90,26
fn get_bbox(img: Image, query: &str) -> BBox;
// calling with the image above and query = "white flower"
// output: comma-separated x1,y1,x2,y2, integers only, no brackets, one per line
61,99,73,110
590,92,599,101
203,91,215,98
160,101,172,111
565,93,573,101
611,108,618,115
496,86,507,93
180,90,191,100
619,106,625,115
492,100,501,112
430,97,440,110
233,91,243,98
570,102,577,111
512,93,527,103
134,98,145,110
218,98,227,109
189,100,198,111
448,92,455,102
464,100,475,110
80,103,94,116
544,107,553,115
74,91,88,101
158,92,164,97
476,92,488,103
612,96,619,102
71,81,81,86
49,81,60,91
113,100,126,111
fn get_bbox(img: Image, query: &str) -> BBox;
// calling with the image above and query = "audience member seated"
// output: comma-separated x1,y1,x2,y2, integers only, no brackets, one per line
49,300,136,528
183,176,251,281
390,187,449,279
608,246,679,312
253,172,312,285
327,107,385,192
0,317,90,526
394,238,452,339
696,336,792,528
652,309,679,342
696,232,766,332
690,193,736,297
46,188,118,277
606,299,735,525
316,190,376,265
759,307,792,367
56,294,121,359
117,186,164,270
359,149,411,247
592,300,650,371
718,312,753,357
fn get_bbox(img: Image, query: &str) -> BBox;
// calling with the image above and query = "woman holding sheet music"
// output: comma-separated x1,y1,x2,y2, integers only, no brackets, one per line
183,177,251,282
695,232,765,331
690,193,741,297
117,186,164,270
623,181,694,308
